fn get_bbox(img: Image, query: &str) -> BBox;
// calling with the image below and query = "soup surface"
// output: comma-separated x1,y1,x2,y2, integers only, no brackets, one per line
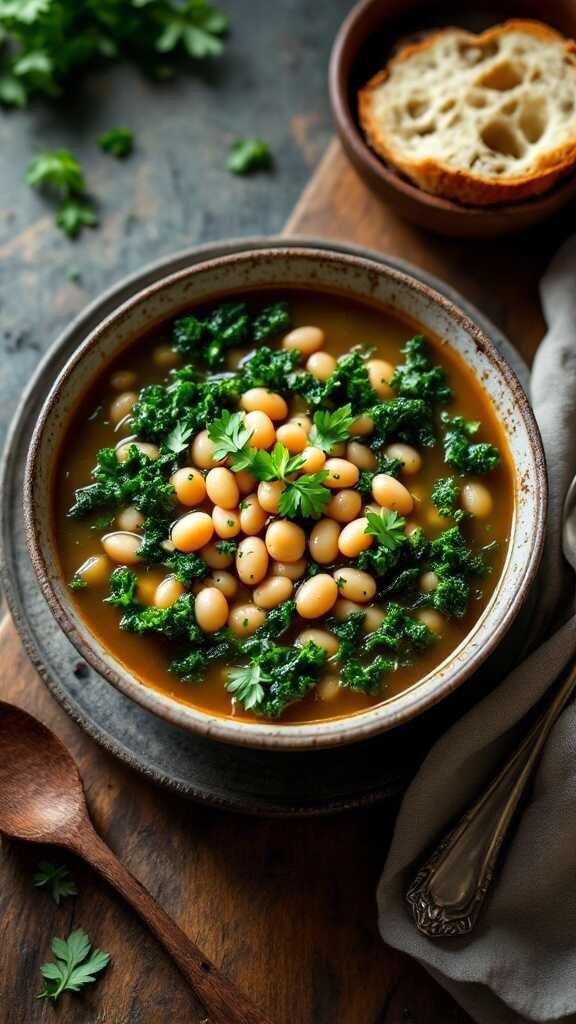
54,288,514,725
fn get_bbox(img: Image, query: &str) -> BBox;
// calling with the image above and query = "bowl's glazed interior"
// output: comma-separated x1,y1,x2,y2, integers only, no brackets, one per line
24,247,547,749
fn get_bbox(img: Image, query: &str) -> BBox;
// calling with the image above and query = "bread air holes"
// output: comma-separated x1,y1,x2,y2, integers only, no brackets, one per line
466,92,487,109
478,60,523,92
439,98,456,113
407,97,429,119
519,98,547,144
458,40,498,65
481,121,524,160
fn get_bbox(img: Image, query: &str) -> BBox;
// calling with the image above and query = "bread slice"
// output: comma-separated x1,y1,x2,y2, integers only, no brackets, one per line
358,20,576,206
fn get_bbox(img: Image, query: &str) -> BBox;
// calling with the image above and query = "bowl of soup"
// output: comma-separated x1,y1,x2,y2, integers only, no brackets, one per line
24,247,546,750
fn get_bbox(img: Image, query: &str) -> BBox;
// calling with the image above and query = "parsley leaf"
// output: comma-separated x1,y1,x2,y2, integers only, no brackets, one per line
364,508,406,549
26,150,85,196
227,663,270,710
98,127,134,158
164,421,194,455
309,403,355,454
208,410,253,466
33,862,78,905
227,138,273,175
55,198,98,238
26,149,97,238
38,929,110,1002
0,0,228,108
279,472,331,520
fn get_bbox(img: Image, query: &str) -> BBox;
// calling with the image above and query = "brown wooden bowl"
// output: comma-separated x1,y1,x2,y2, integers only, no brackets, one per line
329,0,576,238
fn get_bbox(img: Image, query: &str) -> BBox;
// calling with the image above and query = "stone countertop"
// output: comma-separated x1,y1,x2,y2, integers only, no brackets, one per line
0,0,352,453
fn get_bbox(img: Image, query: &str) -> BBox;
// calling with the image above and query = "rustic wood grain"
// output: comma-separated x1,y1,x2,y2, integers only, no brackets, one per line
0,615,467,1024
3,136,567,1024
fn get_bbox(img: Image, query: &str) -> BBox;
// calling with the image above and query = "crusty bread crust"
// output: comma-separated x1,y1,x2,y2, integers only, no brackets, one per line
359,20,576,206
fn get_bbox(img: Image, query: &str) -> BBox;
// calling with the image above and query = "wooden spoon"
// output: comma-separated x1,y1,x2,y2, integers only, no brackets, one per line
0,700,272,1024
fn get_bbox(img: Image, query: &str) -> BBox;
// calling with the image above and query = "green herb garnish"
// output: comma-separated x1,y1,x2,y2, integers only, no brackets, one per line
33,862,78,905
98,127,134,158
227,138,273,175
38,929,110,1003
441,414,501,474
309,403,355,453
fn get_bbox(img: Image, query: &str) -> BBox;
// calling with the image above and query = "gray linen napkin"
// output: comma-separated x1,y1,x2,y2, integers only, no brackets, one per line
377,235,576,1024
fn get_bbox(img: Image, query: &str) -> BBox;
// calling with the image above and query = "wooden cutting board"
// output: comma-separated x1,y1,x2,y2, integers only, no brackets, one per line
0,139,566,1024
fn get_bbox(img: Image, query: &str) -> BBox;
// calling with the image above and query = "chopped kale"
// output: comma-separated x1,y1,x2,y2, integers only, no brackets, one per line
215,540,238,557
228,642,326,718
68,446,175,519
327,612,366,661
370,398,436,449
252,302,290,341
172,301,249,369
391,335,453,404
240,346,300,391
171,633,240,682
340,655,394,695
441,413,500,474
431,476,465,521
104,567,138,608
166,552,210,586
69,576,88,591
357,454,403,495
131,373,239,442
292,352,377,413
364,603,434,654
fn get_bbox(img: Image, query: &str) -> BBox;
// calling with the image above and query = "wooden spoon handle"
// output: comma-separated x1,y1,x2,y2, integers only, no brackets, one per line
72,827,273,1024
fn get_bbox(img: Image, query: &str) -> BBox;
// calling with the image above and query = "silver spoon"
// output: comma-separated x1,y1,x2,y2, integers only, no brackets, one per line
405,477,576,938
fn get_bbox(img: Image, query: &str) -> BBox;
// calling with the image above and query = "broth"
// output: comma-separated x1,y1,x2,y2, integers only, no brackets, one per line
53,288,514,725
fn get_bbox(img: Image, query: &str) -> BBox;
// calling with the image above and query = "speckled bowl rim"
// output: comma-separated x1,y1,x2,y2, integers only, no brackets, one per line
24,246,547,751
328,0,576,222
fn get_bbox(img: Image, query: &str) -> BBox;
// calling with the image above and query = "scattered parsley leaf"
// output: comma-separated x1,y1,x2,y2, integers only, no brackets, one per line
33,862,78,905
55,198,98,238
0,1,228,108
98,127,134,158
227,138,273,175
26,150,85,196
38,929,110,1003
309,403,355,454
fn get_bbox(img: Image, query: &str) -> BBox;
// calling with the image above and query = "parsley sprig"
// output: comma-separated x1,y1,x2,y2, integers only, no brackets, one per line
227,663,270,710
207,412,331,519
38,929,110,1003
33,862,78,905
26,150,98,238
364,509,406,550
0,0,228,109
309,403,355,453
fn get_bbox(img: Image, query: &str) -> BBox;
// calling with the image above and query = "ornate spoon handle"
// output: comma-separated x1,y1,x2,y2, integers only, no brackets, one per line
406,658,576,938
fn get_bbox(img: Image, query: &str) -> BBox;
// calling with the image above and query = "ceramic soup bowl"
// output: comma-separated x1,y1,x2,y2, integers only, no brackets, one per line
24,247,547,750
